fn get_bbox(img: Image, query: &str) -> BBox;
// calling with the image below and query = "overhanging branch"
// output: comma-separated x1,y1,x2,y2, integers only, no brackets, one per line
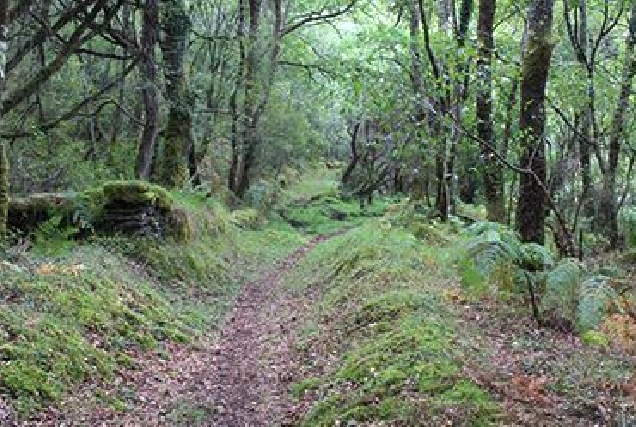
282,0,357,37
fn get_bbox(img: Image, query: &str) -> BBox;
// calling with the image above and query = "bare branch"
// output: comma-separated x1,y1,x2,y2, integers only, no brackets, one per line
282,0,357,37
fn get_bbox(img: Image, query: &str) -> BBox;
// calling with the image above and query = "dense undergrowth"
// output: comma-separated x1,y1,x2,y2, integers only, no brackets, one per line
454,221,636,351
0,188,306,419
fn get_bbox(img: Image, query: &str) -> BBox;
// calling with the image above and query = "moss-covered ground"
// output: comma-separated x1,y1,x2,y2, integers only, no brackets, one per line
0,188,306,420
2,171,634,425
280,214,635,425
281,224,501,425
278,165,398,235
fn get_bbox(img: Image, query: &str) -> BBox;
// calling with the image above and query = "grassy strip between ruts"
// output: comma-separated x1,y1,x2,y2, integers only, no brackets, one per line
283,222,500,426
0,191,306,420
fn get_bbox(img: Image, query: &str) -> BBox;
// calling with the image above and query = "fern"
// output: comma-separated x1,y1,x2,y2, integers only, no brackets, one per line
463,221,511,238
577,275,620,332
459,222,525,293
519,243,555,271
459,223,626,335
541,259,583,322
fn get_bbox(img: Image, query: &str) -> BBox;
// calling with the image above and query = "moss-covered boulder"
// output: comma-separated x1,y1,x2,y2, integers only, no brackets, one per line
91,181,191,242
230,208,261,229
99,181,173,211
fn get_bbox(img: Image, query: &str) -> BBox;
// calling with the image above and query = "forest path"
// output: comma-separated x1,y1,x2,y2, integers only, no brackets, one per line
59,231,343,426
203,232,338,426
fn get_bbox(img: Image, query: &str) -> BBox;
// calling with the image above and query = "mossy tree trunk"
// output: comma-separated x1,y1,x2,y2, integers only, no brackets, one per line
597,3,636,248
234,0,264,199
234,0,283,199
0,1,8,238
477,0,506,223
516,0,555,245
136,0,160,180
159,0,192,189
228,0,246,193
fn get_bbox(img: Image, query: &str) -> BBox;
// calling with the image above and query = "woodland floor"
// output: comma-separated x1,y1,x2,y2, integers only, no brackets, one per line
10,184,635,425
34,226,634,426
24,232,343,426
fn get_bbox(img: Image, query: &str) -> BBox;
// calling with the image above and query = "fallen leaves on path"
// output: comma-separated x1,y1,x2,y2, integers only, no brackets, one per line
28,233,342,426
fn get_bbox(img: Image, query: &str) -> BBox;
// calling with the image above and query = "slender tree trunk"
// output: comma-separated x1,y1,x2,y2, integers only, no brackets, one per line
577,0,594,218
0,0,8,237
110,2,131,150
516,0,555,244
342,122,361,186
435,0,451,222
136,0,159,180
228,0,246,193
0,142,7,238
598,3,636,248
159,0,192,188
235,0,282,198
235,0,261,197
477,0,505,222
419,0,448,220
408,0,428,201
409,0,425,125
447,0,473,216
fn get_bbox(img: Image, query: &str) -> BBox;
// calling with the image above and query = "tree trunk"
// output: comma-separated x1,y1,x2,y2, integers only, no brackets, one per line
436,153,448,221
159,0,192,188
447,0,473,216
0,0,8,237
0,142,8,238
228,0,246,193
136,0,159,180
407,0,429,202
342,122,361,186
235,0,282,198
477,0,505,222
516,0,555,245
234,0,261,198
110,2,131,150
598,3,636,248
577,0,594,218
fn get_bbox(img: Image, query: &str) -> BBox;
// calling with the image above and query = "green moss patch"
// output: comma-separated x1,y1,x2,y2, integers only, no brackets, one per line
284,223,500,425
99,180,173,210
0,250,190,416
279,195,396,235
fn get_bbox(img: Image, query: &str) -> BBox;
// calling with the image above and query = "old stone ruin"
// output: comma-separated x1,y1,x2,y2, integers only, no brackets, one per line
8,181,191,242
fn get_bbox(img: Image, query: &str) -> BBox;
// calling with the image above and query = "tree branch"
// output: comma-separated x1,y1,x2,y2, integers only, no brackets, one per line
282,0,357,37
1,59,138,138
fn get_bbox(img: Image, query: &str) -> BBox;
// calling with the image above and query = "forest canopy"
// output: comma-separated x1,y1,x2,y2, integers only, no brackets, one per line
1,0,635,253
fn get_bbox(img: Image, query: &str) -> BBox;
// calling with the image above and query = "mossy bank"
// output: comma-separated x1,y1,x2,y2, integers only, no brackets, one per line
0,184,305,420
282,223,500,425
